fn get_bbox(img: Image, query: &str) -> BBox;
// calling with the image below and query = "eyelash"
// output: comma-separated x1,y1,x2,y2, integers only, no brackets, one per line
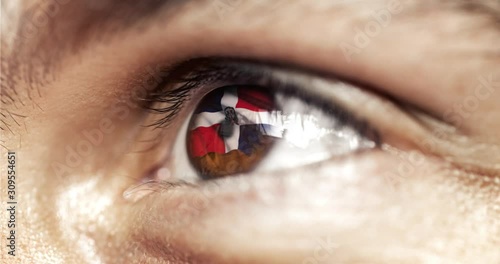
141,57,380,146
141,59,260,128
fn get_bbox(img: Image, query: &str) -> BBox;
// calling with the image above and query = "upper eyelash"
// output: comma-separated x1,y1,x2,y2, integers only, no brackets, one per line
141,59,250,128
141,58,380,146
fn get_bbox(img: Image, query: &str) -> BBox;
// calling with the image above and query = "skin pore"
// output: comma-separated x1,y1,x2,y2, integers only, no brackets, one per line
1,0,500,263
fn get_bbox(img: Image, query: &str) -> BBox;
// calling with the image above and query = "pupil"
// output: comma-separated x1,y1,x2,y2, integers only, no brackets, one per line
187,86,279,179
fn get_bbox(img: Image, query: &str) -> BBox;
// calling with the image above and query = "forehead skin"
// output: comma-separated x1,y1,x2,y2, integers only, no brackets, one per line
1,0,500,263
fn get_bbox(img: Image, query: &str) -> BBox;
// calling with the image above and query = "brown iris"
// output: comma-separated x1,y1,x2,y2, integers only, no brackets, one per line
187,86,281,179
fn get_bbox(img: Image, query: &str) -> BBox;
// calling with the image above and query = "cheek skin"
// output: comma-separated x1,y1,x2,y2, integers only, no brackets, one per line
130,151,500,263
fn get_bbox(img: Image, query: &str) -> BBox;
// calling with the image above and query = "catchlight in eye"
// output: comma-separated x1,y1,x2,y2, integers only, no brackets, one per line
187,86,283,179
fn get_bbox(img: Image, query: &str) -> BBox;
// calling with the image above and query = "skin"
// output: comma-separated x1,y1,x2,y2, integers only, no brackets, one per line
1,0,500,263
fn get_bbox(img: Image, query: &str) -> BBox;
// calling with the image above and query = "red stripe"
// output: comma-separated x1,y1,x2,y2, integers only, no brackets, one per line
235,88,273,112
189,124,225,157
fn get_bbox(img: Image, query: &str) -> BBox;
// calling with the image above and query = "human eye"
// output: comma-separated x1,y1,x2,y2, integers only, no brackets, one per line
123,58,386,190
167,59,382,181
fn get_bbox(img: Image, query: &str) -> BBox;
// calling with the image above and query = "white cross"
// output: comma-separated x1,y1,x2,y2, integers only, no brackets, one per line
191,88,284,153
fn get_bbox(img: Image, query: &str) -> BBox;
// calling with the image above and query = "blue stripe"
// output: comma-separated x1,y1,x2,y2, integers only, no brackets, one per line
238,124,270,155
195,88,225,114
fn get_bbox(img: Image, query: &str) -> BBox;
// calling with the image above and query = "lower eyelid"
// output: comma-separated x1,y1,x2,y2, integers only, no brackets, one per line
132,149,443,250
129,141,450,207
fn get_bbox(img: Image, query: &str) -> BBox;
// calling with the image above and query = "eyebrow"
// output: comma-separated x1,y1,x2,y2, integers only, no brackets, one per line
1,0,190,107
14,0,191,55
1,0,499,108
12,0,500,61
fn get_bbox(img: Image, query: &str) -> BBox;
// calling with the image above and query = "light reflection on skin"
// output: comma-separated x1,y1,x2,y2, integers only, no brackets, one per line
1,0,499,263
57,177,111,264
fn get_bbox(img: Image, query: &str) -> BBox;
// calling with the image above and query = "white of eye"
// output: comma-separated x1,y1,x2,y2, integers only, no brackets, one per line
255,93,376,172
171,111,200,182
